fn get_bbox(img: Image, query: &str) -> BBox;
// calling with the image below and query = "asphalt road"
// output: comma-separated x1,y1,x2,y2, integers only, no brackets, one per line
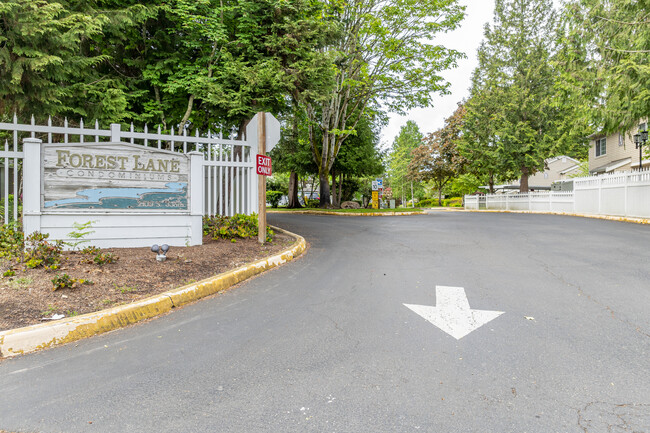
1,211,648,433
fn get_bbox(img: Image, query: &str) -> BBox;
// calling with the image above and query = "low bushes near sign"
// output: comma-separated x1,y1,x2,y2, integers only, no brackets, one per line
51,273,94,291
24,232,64,270
0,224,120,293
81,245,119,266
203,214,274,243
0,222,23,260
93,252,118,266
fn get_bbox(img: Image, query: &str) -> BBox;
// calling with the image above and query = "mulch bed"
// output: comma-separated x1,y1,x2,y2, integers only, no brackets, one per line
0,233,294,332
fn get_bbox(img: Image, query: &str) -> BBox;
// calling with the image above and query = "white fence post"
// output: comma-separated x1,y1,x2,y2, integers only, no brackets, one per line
623,173,624,215
598,176,602,215
22,138,42,236
245,116,260,214
189,151,204,246
110,123,121,142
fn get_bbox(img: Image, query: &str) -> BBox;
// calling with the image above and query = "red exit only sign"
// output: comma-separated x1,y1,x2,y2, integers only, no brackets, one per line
256,154,272,176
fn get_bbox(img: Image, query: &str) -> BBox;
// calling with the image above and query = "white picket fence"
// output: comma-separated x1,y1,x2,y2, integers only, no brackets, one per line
0,115,258,224
464,169,650,219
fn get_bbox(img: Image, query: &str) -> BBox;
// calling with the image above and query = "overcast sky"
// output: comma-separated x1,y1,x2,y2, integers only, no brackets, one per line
380,0,496,148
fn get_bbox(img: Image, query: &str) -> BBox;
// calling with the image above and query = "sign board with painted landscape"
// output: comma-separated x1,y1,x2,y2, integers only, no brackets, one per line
42,143,190,212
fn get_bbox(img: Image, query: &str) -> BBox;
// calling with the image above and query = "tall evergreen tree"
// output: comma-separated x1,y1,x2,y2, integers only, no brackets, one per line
1,0,336,132
0,0,134,122
560,0,650,135
464,0,562,192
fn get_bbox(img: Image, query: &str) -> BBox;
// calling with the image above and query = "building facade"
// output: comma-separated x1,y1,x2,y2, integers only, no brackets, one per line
589,121,649,174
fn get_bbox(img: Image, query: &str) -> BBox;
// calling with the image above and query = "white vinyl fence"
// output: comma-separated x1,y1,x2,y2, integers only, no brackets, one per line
0,114,259,224
464,169,650,219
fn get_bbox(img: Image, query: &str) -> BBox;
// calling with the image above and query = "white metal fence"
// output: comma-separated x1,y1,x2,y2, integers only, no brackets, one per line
464,169,650,219
0,115,257,223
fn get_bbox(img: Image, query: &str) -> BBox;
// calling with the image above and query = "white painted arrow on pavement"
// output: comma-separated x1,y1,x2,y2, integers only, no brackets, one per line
404,286,504,340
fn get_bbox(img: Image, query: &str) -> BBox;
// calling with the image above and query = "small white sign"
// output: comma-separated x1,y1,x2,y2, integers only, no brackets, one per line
249,112,281,152
372,181,379,191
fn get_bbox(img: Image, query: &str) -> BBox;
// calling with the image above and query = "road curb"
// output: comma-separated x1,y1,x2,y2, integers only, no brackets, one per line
0,226,306,358
459,208,650,225
268,210,425,216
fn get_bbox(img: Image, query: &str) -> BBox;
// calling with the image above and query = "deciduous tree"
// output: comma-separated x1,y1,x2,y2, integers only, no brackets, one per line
387,120,423,204
408,104,466,205
302,0,465,207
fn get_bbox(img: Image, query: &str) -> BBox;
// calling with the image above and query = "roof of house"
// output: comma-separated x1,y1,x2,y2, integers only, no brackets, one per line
546,156,581,165
479,184,551,191
559,164,582,175
589,157,631,174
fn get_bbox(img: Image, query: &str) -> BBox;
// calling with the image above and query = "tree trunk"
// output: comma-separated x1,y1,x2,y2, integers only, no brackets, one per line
438,188,443,206
319,171,331,207
287,172,302,208
338,173,343,204
519,166,529,192
331,168,338,207
488,174,495,194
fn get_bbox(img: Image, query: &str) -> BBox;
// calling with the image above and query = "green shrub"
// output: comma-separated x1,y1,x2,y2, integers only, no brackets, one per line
51,273,92,291
0,222,23,259
305,199,320,208
442,197,463,207
81,246,101,256
266,190,283,208
24,232,63,269
51,273,75,290
93,252,118,266
418,199,435,207
203,214,274,242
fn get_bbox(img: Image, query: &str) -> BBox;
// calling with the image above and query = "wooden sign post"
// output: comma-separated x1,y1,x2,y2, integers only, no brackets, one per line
257,112,267,244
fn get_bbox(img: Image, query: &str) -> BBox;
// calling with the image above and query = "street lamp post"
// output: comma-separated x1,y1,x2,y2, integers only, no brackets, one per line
633,129,648,171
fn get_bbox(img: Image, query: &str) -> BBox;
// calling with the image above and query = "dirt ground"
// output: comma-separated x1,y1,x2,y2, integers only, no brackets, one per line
0,233,294,332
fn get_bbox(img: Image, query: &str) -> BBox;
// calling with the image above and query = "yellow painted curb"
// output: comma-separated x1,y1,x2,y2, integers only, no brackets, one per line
0,227,306,358
163,226,306,307
0,294,173,358
461,209,650,225
268,210,425,216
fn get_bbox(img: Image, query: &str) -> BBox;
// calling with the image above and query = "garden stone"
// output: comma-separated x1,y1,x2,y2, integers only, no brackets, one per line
341,201,361,209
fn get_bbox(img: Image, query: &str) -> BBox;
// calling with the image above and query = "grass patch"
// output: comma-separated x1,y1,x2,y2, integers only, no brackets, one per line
114,284,138,294
8,276,33,289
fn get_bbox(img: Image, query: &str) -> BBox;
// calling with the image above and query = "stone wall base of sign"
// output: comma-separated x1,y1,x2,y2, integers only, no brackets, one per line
24,213,203,249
